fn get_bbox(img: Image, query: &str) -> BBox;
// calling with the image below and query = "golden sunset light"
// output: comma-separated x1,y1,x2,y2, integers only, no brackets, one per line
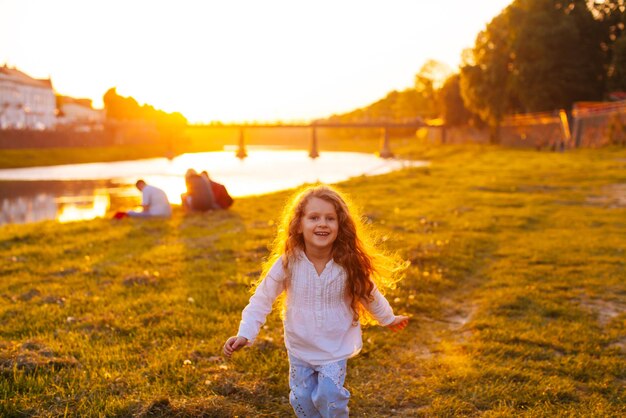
56,193,110,223
2,0,626,415
0,0,512,123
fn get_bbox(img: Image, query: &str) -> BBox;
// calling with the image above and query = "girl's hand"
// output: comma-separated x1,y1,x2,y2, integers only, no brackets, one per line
223,336,248,358
386,315,409,332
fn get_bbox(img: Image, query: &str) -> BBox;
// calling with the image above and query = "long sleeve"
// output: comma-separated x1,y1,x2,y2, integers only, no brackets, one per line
237,260,286,343
141,188,151,207
364,286,396,326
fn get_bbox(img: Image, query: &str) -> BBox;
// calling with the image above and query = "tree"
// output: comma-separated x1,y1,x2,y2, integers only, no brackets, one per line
508,0,604,110
609,34,626,89
414,60,453,120
415,59,453,90
103,87,187,125
460,0,606,141
440,74,477,126
594,1,626,92
103,87,143,121
103,88,188,145
460,11,512,141
325,60,450,125
103,87,124,120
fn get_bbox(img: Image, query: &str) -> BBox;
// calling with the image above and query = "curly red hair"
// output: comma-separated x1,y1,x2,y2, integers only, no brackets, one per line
260,184,407,324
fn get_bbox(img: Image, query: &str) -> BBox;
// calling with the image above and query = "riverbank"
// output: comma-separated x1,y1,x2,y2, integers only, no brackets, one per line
0,144,180,169
1,145,625,416
0,132,384,169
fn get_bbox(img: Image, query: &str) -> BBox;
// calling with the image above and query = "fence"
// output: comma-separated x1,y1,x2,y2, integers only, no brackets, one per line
419,112,569,149
497,100,626,149
421,100,626,149
500,110,571,150
572,101,626,147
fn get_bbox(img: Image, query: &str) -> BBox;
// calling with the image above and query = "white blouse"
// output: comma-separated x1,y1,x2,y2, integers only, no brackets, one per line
237,252,396,365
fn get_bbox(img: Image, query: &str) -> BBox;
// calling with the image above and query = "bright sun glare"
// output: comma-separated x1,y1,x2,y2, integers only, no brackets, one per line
0,0,512,122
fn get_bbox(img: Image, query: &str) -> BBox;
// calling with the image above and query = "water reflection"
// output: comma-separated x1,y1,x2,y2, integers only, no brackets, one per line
0,181,120,225
0,149,426,225
1,194,57,224
57,193,111,223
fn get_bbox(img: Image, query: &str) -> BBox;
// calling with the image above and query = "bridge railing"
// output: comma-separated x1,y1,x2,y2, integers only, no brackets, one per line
189,121,427,159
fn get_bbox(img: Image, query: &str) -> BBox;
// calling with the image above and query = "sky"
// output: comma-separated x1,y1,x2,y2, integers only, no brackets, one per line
0,0,513,123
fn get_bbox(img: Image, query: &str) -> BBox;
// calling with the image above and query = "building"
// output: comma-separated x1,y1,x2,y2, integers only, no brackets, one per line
0,64,56,130
57,96,104,128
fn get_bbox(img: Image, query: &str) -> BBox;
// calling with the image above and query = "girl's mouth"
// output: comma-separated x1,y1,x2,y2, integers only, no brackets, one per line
314,231,330,236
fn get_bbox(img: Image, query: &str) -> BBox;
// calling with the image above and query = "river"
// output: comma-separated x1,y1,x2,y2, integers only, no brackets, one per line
0,149,426,225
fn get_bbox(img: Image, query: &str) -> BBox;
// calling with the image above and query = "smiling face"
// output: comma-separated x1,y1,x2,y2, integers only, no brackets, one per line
299,196,339,254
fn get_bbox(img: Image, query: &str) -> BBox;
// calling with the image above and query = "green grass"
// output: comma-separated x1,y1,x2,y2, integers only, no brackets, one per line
0,145,179,169
1,144,625,416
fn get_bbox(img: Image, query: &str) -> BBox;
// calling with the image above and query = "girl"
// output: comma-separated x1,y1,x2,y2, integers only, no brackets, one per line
223,185,409,417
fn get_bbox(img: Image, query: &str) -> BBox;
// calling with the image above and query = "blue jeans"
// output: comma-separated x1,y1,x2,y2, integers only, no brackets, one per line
288,354,350,418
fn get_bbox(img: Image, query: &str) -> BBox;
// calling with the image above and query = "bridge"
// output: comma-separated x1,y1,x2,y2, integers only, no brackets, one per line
189,121,428,159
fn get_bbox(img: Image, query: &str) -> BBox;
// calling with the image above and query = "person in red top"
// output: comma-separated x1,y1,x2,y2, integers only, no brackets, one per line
200,171,233,209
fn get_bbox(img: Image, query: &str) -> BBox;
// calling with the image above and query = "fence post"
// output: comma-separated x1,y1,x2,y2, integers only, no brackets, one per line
558,109,571,150
571,114,582,148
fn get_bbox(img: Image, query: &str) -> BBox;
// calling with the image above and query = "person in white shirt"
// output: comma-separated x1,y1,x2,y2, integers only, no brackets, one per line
127,179,172,218
224,185,408,417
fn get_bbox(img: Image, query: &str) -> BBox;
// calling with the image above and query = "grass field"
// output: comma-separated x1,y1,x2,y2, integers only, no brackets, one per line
1,144,625,416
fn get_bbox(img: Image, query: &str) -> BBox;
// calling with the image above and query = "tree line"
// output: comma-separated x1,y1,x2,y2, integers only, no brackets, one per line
103,87,187,138
329,0,626,142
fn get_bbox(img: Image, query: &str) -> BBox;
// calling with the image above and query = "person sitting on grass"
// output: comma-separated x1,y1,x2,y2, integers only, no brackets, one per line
113,179,171,219
223,185,408,417
200,170,233,209
181,169,218,212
